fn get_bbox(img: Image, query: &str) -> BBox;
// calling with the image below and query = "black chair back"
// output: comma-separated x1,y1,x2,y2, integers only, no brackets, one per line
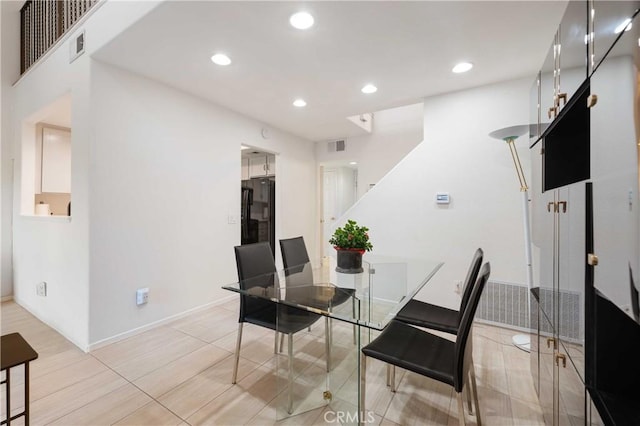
280,237,310,268
453,262,490,392
457,248,484,323
234,242,278,323
280,236,313,286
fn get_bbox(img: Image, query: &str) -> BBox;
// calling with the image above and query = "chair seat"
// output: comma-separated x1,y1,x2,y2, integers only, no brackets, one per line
395,299,459,334
332,287,356,307
244,303,321,335
362,320,455,387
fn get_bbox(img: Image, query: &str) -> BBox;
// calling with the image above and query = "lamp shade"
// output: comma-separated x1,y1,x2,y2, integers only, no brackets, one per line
488,124,535,141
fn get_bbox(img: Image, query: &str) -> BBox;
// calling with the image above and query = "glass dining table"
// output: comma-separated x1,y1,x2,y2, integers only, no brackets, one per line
222,254,443,424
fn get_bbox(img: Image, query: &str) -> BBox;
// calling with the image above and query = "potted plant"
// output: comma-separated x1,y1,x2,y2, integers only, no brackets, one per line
329,219,373,273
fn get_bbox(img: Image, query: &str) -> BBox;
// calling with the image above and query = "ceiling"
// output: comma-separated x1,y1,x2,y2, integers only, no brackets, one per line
93,1,568,142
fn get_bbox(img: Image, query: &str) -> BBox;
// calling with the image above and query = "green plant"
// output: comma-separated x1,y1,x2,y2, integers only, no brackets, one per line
329,219,373,251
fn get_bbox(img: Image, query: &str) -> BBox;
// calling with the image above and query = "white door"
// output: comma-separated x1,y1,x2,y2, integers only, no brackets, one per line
322,167,358,259
322,169,339,259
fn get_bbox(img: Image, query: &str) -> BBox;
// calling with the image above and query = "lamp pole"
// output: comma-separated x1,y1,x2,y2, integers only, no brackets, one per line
490,125,534,352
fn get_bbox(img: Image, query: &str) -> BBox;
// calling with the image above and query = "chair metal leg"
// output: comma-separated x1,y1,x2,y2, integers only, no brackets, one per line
386,364,390,387
470,363,481,426
352,298,357,344
456,392,467,426
359,352,367,426
288,333,294,414
324,316,331,372
274,331,278,354
466,375,473,414
390,365,396,392
232,323,243,384
279,332,285,353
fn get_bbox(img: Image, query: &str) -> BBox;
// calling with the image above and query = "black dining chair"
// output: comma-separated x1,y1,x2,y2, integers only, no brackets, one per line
389,248,483,409
360,262,490,426
395,248,483,333
280,236,357,343
233,242,328,414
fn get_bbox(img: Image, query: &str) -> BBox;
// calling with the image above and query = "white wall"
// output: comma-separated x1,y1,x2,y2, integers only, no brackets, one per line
1,0,21,299
316,103,423,199
88,61,317,345
7,23,93,350
4,0,187,349
3,0,317,350
334,78,532,309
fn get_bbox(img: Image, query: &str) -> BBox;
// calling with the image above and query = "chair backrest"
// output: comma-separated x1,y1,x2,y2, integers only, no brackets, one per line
234,242,278,323
280,236,310,268
280,236,314,287
456,248,484,323
453,262,490,392
630,264,639,323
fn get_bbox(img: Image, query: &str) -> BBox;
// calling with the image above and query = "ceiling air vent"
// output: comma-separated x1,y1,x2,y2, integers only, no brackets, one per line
328,140,346,152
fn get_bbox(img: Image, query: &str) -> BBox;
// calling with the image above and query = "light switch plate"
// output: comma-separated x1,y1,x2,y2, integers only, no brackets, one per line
436,192,450,204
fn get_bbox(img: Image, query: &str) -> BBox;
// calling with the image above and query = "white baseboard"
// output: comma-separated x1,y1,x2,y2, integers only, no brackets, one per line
87,294,237,352
1,295,14,302
13,296,90,352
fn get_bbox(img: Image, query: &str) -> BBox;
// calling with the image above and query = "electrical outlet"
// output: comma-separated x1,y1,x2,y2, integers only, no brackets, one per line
136,288,149,305
37,282,47,296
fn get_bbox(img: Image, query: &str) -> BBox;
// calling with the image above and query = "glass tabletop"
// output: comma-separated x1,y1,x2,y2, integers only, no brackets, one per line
222,255,443,331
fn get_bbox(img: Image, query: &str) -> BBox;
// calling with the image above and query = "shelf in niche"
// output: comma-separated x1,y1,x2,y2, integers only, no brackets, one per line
21,214,72,223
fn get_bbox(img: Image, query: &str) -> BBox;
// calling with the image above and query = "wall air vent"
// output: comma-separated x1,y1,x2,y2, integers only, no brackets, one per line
70,30,85,63
328,140,346,152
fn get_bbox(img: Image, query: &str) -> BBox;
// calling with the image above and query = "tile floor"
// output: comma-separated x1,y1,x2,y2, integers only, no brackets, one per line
1,300,545,425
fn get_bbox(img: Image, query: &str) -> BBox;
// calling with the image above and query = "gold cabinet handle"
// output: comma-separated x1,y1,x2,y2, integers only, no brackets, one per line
558,201,567,213
547,202,556,212
557,92,567,106
588,253,599,266
546,337,556,349
555,352,567,368
548,106,558,119
587,94,598,108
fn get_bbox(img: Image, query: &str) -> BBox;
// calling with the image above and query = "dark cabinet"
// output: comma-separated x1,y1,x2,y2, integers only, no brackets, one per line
585,10,640,424
530,2,640,425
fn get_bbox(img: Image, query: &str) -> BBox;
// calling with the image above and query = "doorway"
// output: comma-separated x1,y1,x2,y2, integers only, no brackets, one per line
241,148,276,256
321,165,357,259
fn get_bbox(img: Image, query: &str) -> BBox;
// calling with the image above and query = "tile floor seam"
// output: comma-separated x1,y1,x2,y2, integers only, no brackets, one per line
25,362,107,405
90,353,194,425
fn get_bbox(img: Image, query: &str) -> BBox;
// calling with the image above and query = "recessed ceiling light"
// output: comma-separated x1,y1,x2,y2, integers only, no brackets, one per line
290,12,314,30
452,62,473,73
361,84,377,94
211,53,231,66
293,99,307,107
349,161,357,165
614,18,632,34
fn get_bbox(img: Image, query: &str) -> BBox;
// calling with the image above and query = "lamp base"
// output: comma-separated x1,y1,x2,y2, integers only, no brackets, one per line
512,334,531,352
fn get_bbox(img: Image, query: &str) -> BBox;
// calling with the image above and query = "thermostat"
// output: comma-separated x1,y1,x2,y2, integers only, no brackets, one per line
436,192,450,204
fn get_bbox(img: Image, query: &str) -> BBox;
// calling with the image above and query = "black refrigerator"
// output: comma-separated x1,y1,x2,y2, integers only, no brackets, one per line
241,178,275,256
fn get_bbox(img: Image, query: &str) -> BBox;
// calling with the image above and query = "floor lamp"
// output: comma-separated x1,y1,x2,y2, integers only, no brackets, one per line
489,124,534,352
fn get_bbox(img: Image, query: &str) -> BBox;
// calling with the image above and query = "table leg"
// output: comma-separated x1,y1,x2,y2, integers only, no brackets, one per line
5,369,10,426
25,363,30,425
359,351,366,426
